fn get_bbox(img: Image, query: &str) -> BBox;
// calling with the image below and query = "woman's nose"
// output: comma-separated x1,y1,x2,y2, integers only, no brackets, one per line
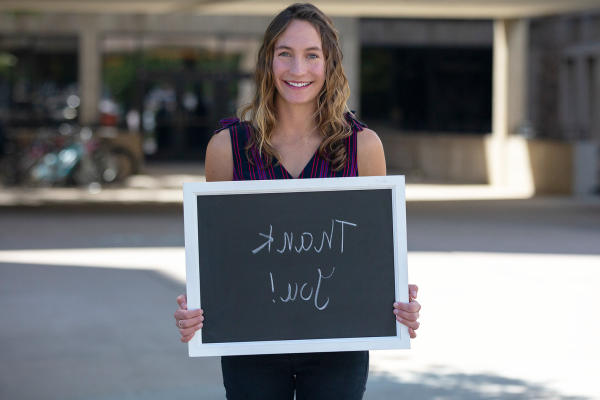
289,57,307,76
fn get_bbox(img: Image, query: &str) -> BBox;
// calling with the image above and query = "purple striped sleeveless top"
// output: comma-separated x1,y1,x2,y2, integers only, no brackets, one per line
214,112,366,180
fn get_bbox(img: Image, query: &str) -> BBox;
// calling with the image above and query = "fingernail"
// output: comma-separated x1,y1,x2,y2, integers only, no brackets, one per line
393,302,398,307
397,316,403,322
411,291,417,298
393,309,399,315
182,302,187,308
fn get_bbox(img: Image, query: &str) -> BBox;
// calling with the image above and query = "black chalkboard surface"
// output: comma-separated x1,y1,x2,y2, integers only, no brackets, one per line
184,177,409,356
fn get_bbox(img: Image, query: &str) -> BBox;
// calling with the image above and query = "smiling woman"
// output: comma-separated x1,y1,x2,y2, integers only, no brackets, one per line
173,3,421,399
235,3,357,177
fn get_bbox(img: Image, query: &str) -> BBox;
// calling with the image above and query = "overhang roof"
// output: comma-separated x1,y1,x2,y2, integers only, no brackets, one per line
1,0,599,19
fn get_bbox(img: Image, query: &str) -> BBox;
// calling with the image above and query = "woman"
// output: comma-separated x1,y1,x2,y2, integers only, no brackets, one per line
174,3,421,399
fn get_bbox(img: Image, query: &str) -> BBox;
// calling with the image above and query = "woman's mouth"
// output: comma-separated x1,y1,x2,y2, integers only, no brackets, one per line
284,81,312,89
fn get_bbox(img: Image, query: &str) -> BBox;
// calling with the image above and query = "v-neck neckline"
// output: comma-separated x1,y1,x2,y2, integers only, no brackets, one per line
274,148,320,179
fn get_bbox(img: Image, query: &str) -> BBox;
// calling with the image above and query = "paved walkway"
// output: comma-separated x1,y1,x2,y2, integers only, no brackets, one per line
1,167,599,400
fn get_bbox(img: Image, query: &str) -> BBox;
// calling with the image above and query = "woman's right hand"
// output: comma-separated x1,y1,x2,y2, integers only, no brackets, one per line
174,294,203,343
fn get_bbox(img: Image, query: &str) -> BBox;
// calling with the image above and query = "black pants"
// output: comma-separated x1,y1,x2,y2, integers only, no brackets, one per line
221,351,369,400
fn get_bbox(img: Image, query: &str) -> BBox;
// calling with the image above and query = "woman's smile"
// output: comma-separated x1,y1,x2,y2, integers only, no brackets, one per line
284,80,313,89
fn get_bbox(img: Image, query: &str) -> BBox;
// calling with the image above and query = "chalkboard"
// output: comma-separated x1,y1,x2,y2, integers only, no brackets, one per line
183,176,409,357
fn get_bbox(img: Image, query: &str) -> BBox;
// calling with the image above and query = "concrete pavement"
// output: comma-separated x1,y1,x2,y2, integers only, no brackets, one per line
1,176,599,399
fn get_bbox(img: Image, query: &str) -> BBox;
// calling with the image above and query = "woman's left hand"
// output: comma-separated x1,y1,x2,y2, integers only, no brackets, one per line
393,284,421,339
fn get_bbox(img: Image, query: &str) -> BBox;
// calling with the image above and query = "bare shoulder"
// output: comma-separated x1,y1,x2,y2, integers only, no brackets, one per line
205,129,233,182
356,128,386,177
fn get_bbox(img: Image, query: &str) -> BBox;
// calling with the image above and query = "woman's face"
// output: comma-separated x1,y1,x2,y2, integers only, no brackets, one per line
272,19,326,108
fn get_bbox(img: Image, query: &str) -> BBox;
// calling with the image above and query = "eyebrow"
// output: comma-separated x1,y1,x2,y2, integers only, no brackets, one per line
275,45,322,52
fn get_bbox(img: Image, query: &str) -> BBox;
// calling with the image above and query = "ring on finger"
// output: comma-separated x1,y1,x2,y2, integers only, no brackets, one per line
178,320,184,329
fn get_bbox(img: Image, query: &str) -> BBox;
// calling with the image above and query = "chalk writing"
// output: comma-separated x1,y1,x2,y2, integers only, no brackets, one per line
277,232,294,253
280,283,298,302
314,220,334,253
252,219,357,255
315,267,335,310
270,272,275,303
252,225,273,254
269,267,335,310
253,220,355,310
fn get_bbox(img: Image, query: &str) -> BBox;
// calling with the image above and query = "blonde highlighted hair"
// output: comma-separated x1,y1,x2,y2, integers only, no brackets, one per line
238,2,352,172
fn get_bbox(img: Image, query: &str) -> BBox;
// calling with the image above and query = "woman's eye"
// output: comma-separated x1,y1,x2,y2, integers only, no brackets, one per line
278,52,291,57
307,54,318,59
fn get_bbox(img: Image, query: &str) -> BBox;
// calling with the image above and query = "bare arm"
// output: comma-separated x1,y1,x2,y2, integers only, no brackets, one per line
205,129,234,182
174,129,234,343
356,128,386,177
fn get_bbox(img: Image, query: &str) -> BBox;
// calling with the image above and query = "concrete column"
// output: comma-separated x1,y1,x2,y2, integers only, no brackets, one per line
488,18,529,186
78,16,101,126
576,57,589,139
334,17,361,115
592,57,600,141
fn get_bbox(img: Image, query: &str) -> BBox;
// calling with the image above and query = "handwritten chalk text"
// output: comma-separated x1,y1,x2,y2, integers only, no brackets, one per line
270,268,335,310
252,220,357,255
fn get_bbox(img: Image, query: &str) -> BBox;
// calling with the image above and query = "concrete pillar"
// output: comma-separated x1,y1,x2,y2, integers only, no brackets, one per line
591,57,600,141
334,17,361,115
488,18,529,186
574,141,599,195
78,16,101,126
576,57,589,139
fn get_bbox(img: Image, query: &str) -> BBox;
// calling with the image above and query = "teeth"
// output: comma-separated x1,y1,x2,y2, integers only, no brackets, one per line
287,81,310,87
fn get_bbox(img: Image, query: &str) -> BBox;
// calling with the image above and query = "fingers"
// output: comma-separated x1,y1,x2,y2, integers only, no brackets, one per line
176,294,188,308
394,299,421,314
174,295,203,344
394,312,420,330
393,308,419,322
175,309,204,343
394,298,421,333
179,319,203,338
408,284,418,299
174,307,202,322
176,314,204,330
395,314,420,330
181,331,196,343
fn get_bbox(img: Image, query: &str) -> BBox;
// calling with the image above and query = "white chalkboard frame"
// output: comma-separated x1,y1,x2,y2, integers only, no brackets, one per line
183,175,410,357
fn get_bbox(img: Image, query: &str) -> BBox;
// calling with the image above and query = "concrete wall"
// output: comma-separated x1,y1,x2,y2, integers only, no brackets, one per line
530,11,600,142
526,139,573,194
380,127,593,194
378,127,489,184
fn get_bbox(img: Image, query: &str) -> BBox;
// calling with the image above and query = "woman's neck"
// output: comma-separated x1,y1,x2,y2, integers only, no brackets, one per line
273,97,318,142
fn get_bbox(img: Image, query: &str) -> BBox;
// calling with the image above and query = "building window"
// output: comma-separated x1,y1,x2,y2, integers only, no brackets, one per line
0,36,78,128
101,34,256,160
361,46,492,134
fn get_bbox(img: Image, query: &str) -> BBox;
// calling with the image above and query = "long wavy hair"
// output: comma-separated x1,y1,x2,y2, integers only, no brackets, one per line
238,2,352,172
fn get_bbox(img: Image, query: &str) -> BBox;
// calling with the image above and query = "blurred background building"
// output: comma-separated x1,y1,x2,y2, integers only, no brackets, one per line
0,0,599,194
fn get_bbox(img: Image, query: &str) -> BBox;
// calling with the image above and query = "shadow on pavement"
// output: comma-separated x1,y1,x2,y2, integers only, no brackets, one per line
366,371,589,400
0,263,223,400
